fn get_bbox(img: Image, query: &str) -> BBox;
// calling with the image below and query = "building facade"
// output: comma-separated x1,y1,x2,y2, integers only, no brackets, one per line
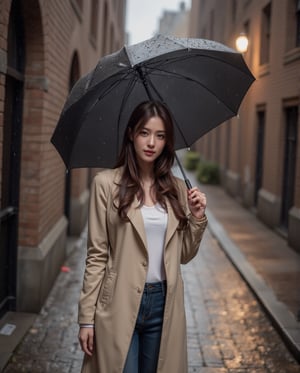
189,0,300,252
0,0,126,316
158,1,190,37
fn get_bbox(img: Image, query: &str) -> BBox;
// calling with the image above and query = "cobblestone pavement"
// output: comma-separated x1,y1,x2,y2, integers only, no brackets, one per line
3,229,299,372
183,233,299,373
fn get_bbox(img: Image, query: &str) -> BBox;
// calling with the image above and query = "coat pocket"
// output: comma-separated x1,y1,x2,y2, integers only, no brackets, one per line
98,269,117,305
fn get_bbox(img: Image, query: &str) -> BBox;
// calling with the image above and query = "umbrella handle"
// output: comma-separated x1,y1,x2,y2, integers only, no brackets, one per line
184,178,193,190
174,153,192,190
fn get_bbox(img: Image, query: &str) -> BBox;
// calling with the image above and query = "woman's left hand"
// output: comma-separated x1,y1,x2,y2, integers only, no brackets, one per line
187,187,206,219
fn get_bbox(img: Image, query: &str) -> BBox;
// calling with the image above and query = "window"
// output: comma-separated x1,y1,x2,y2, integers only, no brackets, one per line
101,2,108,55
71,0,83,21
90,0,99,47
244,20,250,36
201,0,206,11
209,10,214,39
296,0,300,46
286,0,300,50
281,106,298,229
110,24,115,52
260,2,272,65
76,0,83,10
243,20,250,54
254,110,265,206
69,53,80,92
231,0,237,24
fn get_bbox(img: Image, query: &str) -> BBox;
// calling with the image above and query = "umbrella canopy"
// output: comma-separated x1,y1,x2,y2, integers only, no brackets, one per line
51,34,255,169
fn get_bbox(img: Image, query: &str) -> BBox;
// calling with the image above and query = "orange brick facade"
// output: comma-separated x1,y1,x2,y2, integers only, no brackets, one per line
0,0,126,314
190,0,300,252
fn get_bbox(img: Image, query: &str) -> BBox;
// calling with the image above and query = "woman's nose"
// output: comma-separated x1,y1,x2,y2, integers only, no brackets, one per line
148,135,155,147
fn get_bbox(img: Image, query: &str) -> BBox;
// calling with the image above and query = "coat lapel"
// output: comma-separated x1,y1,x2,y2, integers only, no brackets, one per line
127,199,179,252
112,169,148,251
112,167,179,252
126,197,148,251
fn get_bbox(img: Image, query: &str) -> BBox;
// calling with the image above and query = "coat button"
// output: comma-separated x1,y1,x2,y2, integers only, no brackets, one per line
136,287,142,293
142,261,147,267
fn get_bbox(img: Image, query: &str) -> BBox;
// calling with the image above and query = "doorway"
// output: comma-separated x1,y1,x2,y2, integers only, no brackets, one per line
64,53,80,234
254,110,265,206
0,0,25,318
281,106,298,229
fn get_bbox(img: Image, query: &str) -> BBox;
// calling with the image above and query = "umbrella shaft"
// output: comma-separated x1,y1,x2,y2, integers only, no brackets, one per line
136,67,154,101
175,153,192,189
136,67,191,189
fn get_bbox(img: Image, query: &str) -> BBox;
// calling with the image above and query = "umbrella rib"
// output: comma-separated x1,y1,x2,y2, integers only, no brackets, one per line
144,76,190,148
95,70,134,101
69,70,135,166
144,52,251,77
116,73,140,153
143,66,237,115
75,70,134,122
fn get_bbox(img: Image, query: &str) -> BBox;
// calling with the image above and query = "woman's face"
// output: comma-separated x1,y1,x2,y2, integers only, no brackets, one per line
132,116,166,168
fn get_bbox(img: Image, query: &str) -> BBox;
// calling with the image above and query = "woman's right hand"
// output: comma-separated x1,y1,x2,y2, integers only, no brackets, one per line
78,327,94,356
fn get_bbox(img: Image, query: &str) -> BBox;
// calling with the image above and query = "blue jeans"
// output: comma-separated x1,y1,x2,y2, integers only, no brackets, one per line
123,281,166,373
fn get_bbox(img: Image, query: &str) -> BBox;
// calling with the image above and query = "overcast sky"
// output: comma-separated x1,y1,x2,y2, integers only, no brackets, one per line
125,0,191,45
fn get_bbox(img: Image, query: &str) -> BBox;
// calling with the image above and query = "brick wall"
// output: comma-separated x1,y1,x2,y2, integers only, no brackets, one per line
0,0,126,312
1,0,125,245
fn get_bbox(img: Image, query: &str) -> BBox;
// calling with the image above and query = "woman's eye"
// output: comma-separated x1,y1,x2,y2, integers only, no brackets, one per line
157,133,165,139
140,130,148,136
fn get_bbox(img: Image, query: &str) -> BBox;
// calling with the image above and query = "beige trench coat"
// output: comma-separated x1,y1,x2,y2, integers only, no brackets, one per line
78,167,207,373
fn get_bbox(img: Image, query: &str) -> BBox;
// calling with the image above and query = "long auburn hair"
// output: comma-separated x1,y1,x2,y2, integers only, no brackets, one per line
115,101,188,229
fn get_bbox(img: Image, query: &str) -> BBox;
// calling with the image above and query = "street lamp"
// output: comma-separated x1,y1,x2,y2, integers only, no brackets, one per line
235,32,249,186
235,33,249,53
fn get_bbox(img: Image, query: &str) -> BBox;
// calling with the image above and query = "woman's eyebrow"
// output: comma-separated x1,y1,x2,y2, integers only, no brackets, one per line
142,127,166,132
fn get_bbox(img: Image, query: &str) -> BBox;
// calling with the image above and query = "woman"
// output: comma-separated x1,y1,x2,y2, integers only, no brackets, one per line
78,101,207,373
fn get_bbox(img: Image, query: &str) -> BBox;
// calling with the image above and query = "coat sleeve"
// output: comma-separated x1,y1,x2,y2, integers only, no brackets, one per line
181,213,207,264
78,172,110,324
176,178,208,264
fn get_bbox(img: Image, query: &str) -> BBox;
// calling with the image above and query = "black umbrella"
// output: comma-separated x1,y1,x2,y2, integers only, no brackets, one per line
51,34,254,186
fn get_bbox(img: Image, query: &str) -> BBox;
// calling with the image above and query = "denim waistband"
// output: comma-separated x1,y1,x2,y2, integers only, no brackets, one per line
144,281,167,295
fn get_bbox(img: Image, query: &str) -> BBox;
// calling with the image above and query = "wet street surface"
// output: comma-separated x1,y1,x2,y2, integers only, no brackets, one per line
3,229,299,372
183,233,299,373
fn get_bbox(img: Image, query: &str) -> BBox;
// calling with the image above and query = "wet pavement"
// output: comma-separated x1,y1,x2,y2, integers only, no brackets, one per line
3,223,300,372
182,169,300,365
2,234,86,373
183,232,299,372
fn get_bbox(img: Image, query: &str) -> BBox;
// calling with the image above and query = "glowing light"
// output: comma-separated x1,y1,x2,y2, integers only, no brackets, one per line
235,34,249,53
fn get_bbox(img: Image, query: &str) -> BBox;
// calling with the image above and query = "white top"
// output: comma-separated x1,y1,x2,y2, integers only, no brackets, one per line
141,203,168,283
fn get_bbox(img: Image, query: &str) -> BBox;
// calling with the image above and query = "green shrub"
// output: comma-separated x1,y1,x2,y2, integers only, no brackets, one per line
196,161,220,184
184,151,201,170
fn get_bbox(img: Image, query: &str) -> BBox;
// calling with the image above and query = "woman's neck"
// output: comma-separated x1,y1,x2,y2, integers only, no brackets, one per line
138,164,155,185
